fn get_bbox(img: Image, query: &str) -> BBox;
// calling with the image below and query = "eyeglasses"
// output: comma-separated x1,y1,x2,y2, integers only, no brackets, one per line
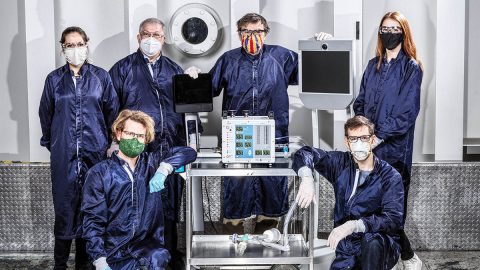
379,26,403,34
62,42,86,49
239,29,266,36
140,31,165,40
347,135,372,143
122,130,146,140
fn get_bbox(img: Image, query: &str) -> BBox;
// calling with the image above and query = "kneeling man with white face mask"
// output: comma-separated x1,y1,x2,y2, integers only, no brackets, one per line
292,116,405,270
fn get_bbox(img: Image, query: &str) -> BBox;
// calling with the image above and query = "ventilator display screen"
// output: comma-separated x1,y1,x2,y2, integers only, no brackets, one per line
173,74,213,113
302,51,350,94
222,116,276,163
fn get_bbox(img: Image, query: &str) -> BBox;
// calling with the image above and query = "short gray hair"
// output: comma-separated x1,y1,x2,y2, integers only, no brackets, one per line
139,18,165,33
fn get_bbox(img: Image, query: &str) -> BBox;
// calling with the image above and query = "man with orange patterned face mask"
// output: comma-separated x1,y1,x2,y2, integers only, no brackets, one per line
239,25,265,55
183,13,333,234
207,13,298,233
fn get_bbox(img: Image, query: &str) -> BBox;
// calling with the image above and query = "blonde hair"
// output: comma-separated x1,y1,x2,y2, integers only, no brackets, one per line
111,110,155,144
375,11,423,71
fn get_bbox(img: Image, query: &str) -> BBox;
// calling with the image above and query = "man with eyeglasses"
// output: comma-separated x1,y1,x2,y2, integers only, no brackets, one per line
185,12,301,234
183,13,333,232
108,17,200,269
82,110,197,270
292,116,404,270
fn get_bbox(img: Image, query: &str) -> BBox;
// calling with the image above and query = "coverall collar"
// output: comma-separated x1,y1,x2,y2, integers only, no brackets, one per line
382,48,406,65
65,62,89,77
241,44,266,61
352,154,381,177
137,48,161,64
111,150,143,170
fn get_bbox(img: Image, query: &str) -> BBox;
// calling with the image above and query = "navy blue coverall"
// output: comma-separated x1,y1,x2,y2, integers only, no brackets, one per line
293,146,404,269
353,49,422,259
82,146,196,270
109,50,200,267
39,63,119,268
210,45,298,219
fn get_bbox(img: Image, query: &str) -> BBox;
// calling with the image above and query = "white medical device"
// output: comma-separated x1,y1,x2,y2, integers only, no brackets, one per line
222,113,275,164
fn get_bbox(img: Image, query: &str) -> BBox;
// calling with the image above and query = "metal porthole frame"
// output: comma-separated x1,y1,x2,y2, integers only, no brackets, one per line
168,3,223,56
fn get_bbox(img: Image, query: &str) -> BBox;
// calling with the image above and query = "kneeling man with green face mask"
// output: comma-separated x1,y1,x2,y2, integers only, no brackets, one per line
81,109,197,270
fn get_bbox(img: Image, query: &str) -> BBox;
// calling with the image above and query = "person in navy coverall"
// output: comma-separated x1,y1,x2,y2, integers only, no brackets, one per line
82,110,196,270
39,26,119,270
186,13,299,232
108,18,201,269
353,11,423,269
293,116,404,270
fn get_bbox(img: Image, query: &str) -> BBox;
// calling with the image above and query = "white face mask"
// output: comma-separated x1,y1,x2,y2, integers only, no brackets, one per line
64,46,88,66
140,37,162,57
349,141,371,161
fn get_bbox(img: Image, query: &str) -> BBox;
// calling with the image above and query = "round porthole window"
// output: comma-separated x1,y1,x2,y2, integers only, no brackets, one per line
169,3,222,55
181,17,208,45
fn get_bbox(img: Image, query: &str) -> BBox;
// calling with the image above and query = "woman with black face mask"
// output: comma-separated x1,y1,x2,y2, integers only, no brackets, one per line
353,11,424,270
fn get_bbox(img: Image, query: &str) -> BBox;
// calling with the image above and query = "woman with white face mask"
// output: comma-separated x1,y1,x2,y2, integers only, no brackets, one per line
39,26,119,270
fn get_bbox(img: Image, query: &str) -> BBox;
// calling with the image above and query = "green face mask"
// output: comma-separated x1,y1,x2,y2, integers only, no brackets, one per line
118,138,145,158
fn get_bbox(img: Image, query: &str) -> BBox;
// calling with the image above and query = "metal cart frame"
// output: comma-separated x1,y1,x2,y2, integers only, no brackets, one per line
185,157,315,269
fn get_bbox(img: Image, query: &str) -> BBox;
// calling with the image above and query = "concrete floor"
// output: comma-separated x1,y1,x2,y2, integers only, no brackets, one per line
417,251,480,270
0,251,478,270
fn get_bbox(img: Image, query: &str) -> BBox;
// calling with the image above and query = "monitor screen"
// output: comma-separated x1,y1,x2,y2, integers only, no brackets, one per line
301,51,350,94
173,73,213,113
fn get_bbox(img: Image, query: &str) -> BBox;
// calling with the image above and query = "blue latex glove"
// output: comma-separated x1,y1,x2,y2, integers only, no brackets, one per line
103,267,112,270
149,172,167,193
175,166,185,173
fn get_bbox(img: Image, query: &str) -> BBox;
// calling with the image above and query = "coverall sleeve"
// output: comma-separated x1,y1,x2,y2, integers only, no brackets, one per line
82,167,109,261
375,63,423,140
360,170,404,233
292,146,347,184
108,63,126,107
39,76,55,151
151,146,197,171
353,61,375,117
209,55,227,97
101,75,120,143
285,50,299,85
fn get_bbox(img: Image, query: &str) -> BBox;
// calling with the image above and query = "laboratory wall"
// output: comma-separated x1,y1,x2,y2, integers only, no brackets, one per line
465,0,480,139
0,0,477,162
0,1,30,162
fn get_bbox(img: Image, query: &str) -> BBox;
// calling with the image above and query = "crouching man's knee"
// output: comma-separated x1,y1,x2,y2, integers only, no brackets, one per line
361,235,386,269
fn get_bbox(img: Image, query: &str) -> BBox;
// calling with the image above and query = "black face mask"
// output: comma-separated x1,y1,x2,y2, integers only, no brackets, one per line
380,33,403,50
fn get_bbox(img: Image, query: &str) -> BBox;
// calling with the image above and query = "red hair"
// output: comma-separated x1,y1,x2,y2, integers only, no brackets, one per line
375,11,423,71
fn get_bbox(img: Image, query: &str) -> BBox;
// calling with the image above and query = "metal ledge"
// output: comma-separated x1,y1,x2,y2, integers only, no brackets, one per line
190,234,310,266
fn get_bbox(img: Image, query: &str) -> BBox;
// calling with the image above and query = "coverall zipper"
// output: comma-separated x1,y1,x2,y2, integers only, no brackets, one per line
122,164,136,237
74,76,81,176
155,89,164,153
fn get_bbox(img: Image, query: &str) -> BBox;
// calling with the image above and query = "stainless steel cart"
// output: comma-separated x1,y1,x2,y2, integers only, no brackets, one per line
185,156,315,269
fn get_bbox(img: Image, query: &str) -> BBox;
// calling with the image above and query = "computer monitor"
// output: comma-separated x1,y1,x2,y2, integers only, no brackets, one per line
298,39,354,110
173,73,213,113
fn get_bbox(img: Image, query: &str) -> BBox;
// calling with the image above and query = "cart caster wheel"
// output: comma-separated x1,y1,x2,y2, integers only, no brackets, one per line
270,265,299,270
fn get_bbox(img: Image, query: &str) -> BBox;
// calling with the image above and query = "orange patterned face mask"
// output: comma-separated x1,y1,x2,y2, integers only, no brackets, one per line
241,32,264,55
